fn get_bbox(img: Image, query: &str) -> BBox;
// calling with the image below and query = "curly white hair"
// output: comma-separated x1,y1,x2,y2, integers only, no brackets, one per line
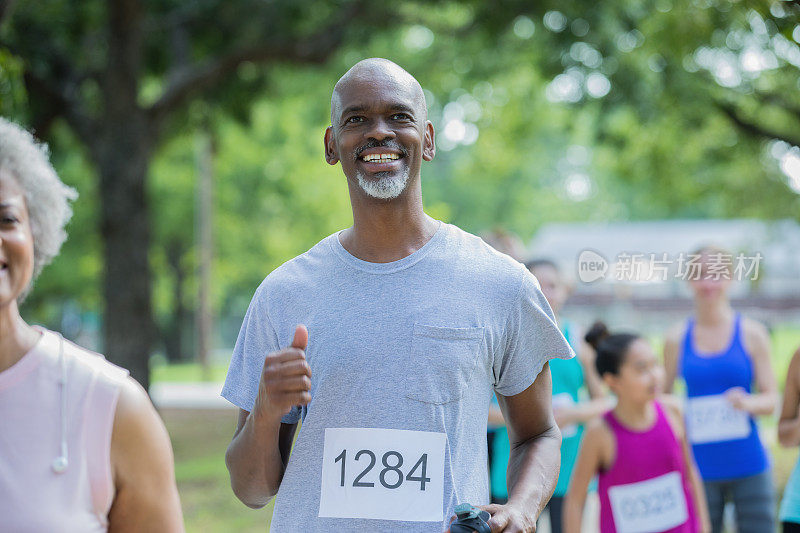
0,118,78,290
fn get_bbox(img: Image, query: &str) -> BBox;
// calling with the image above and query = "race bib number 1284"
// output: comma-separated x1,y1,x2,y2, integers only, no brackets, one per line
318,428,447,522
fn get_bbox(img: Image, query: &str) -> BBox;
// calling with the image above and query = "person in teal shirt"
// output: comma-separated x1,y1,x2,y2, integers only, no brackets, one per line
489,259,610,533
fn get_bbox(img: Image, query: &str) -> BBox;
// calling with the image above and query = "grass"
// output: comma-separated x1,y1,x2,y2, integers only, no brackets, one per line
152,362,229,383
164,408,800,532
162,409,274,532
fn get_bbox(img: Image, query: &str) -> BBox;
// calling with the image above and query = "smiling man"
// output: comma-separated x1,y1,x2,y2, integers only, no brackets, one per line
222,58,574,532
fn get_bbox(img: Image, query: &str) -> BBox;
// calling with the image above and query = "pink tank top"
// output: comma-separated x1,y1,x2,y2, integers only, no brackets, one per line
598,402,698,533
0,327,129,532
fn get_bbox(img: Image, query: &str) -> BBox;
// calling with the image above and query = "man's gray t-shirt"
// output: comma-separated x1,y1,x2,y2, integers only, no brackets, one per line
222,221,574,532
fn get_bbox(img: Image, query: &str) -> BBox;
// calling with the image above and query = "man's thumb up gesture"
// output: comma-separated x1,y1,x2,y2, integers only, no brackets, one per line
255,325,312,422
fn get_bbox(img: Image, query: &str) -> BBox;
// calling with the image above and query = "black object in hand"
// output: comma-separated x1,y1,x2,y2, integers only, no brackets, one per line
450,503,491,533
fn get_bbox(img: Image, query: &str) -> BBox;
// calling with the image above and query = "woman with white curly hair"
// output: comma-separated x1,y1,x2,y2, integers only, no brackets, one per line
0,118,184,531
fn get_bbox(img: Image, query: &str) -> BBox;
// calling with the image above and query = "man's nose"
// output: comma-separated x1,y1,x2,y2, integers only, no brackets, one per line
366,118,395,141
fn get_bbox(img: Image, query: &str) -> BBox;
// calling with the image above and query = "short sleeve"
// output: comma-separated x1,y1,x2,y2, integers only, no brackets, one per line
221,283,302,424
493,268,575,397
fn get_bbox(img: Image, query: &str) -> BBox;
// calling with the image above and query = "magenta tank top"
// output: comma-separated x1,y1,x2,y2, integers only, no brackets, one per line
0,327,129,531
598,402,698,533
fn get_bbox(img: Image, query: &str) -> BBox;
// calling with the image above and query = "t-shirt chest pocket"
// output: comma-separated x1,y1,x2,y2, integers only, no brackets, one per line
405,323,485,405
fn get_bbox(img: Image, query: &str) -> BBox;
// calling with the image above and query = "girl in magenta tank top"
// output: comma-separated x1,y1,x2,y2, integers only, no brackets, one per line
564,322,710,533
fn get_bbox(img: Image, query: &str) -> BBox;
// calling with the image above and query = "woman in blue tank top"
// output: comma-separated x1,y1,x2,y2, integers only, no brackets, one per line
663,245,778,533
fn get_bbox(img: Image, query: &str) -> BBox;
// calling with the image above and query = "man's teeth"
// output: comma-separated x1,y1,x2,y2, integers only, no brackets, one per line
361,153,400,162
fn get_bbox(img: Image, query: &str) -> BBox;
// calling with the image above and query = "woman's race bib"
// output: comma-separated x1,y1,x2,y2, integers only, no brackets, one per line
318,428,447,522
608,471,688,533
685,394,751,444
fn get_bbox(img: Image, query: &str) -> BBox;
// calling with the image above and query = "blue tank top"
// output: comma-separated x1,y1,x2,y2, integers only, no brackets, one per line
680,314,768,480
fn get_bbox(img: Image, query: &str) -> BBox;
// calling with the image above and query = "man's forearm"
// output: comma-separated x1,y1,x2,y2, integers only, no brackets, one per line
505,424,562,518
225,412,286,508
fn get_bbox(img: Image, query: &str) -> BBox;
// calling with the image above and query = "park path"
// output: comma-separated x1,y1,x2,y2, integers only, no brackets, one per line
150,382,233,410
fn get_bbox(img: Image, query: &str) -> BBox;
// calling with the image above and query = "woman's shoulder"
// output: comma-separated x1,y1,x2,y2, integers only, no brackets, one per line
664,321,688,346
738,316,772,364
740,316,770,344
657,394,683,416
583,416,616,469
584,416,615,447
657,395,685,438
40,328,130,386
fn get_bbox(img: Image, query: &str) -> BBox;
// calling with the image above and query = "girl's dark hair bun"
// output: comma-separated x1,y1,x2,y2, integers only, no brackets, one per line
584,322,640,376
584,321,610,350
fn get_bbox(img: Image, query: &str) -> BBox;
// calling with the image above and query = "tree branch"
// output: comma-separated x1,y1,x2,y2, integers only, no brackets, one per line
0,0,16,27
0,33,98,143
753,90,800,123
23,69,97,144
715,101,800,147
147,2,365,127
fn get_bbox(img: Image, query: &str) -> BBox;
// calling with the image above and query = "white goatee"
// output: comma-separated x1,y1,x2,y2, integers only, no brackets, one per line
356,167,410,200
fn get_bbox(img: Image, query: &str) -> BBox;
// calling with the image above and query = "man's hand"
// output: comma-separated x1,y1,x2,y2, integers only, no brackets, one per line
253,325,312,422
225,325,309,507
446,503,536,533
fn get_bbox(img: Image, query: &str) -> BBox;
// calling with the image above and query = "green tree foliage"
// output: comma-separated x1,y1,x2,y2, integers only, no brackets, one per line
0,0,483,387
2,0,798,382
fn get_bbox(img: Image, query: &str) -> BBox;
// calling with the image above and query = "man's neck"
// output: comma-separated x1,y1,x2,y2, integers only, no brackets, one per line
341,184,438,263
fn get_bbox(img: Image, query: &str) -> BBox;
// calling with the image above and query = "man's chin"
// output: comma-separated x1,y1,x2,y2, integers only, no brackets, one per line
356,171,409,200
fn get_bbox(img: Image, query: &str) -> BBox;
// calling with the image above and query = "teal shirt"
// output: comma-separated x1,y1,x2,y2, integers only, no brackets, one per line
549,322,585,496
490,322,587,499
781,457,800,524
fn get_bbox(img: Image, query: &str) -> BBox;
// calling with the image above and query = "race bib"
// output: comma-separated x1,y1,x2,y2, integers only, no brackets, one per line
318,428,447,522
552,393,578,438
686,394,751,444
608,471,688,533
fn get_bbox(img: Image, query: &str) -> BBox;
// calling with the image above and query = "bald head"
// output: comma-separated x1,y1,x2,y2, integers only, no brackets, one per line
330,58,427,125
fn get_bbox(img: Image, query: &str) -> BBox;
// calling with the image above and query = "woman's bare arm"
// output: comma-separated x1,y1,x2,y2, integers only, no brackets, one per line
662,323,684,394
779,347,800,447
107,377,184,532
563,420,611,533
734,319,779,417
662,399,710,533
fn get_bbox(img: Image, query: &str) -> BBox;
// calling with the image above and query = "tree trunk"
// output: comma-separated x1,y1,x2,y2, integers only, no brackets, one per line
91,0,154,390
94,114,155,391
163,239,189,363
196,126,215,380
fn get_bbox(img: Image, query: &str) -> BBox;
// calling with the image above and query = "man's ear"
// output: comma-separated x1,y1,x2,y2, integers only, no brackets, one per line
422,121,435,161
324,126,339,165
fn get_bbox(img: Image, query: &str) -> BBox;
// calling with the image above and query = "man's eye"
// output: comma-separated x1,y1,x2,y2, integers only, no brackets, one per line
391,113,411,120
346,116,364,124
1,216,18,224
